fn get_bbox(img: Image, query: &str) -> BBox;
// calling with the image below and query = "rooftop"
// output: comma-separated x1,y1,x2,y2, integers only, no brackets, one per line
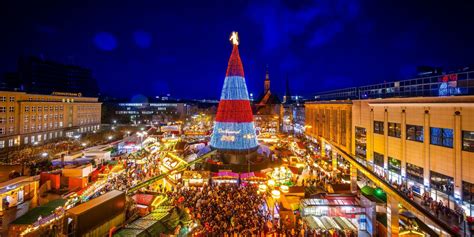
310,70,474,101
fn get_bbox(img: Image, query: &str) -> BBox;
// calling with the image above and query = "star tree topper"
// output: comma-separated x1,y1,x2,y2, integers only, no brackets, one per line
230,31,239,45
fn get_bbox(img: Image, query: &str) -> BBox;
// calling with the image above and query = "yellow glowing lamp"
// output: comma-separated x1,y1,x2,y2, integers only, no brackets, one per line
258,184,268,192
230,31,239,45
267,179,276,187
271,190,281,199
280,185,289,193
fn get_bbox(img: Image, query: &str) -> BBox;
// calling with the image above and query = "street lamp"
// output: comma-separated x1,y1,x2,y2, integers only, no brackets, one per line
258,184,268,193
268,179,276,188
108,136,113,140
271,190,281,219
41,152,48,158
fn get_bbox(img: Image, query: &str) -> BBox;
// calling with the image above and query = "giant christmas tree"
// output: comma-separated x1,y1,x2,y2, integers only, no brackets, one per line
210,32,259,154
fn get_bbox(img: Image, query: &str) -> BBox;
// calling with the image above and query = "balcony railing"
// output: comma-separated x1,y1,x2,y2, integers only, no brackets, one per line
312,71,474,101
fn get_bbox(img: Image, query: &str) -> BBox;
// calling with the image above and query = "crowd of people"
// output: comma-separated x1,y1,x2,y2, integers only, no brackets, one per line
167,183,271,235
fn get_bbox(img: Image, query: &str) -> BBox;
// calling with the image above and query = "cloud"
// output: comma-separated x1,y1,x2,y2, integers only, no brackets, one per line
308,22,344,48
133,30,152,49
93,32,117,51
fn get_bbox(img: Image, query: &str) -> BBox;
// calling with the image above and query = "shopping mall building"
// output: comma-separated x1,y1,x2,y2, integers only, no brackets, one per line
305,70,474,217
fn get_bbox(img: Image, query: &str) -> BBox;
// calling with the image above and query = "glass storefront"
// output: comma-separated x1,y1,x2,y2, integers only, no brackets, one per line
388,157,402,184
355,127,367,159
462,181,474,217
406,163,424,195
373,152,386,179
430,171,455,209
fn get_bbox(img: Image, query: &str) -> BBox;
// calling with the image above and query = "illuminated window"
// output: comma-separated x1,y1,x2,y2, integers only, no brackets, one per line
388,122,401,138
0,141,4,148
373,152,384,167
462,131,474,152
374,121,384,135
430,127,453,148
406,125,423,142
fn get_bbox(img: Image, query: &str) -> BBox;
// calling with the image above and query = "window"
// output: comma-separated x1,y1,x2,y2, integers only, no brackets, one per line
24,137,28,144
31,115,36,122
8,117,13,123
388,157,401,174
0,107,5,112
355,127,367,158
430,171,454,195
374,121,384,135
8,127,13,134
462,181,474,205
430,127,453,148
9,107,14,112
463,131,474,152
0,118,5,124
44,106,48,111
388,122,401,138
0,141,4,148
24,115,28,122
9,97,14,102
406,125,424,142
32,106,36,112
38,106,42,112
0,97,5,102
373,152,384,167
406,163,424,184
24,106,29,112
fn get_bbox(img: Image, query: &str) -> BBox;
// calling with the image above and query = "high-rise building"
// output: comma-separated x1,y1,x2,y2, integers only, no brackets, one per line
2,56,99,97
210,32,258,159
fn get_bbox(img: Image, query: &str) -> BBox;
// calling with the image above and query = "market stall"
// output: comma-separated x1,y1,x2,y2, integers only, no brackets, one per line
211,171,239,184
240,172,267,184
182,171,210,186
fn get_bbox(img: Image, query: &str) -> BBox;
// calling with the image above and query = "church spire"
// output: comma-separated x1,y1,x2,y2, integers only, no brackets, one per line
264,65,270,94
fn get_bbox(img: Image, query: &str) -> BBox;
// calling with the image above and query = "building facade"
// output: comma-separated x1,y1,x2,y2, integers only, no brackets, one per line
0,91,101,151
306,69,474,217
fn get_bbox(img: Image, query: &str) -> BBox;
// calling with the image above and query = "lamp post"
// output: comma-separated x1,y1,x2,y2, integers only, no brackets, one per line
271,189,281,219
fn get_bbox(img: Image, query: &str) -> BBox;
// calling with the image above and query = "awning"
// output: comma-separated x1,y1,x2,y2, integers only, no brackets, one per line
212,171,239,179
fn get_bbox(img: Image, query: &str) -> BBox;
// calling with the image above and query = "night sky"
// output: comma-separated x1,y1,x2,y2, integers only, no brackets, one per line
1,0,474,100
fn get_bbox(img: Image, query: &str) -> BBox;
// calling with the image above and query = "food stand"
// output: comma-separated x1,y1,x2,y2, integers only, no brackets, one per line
240,172,267,184
301,196,365,236
211,171,239,184
182,171,210,186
